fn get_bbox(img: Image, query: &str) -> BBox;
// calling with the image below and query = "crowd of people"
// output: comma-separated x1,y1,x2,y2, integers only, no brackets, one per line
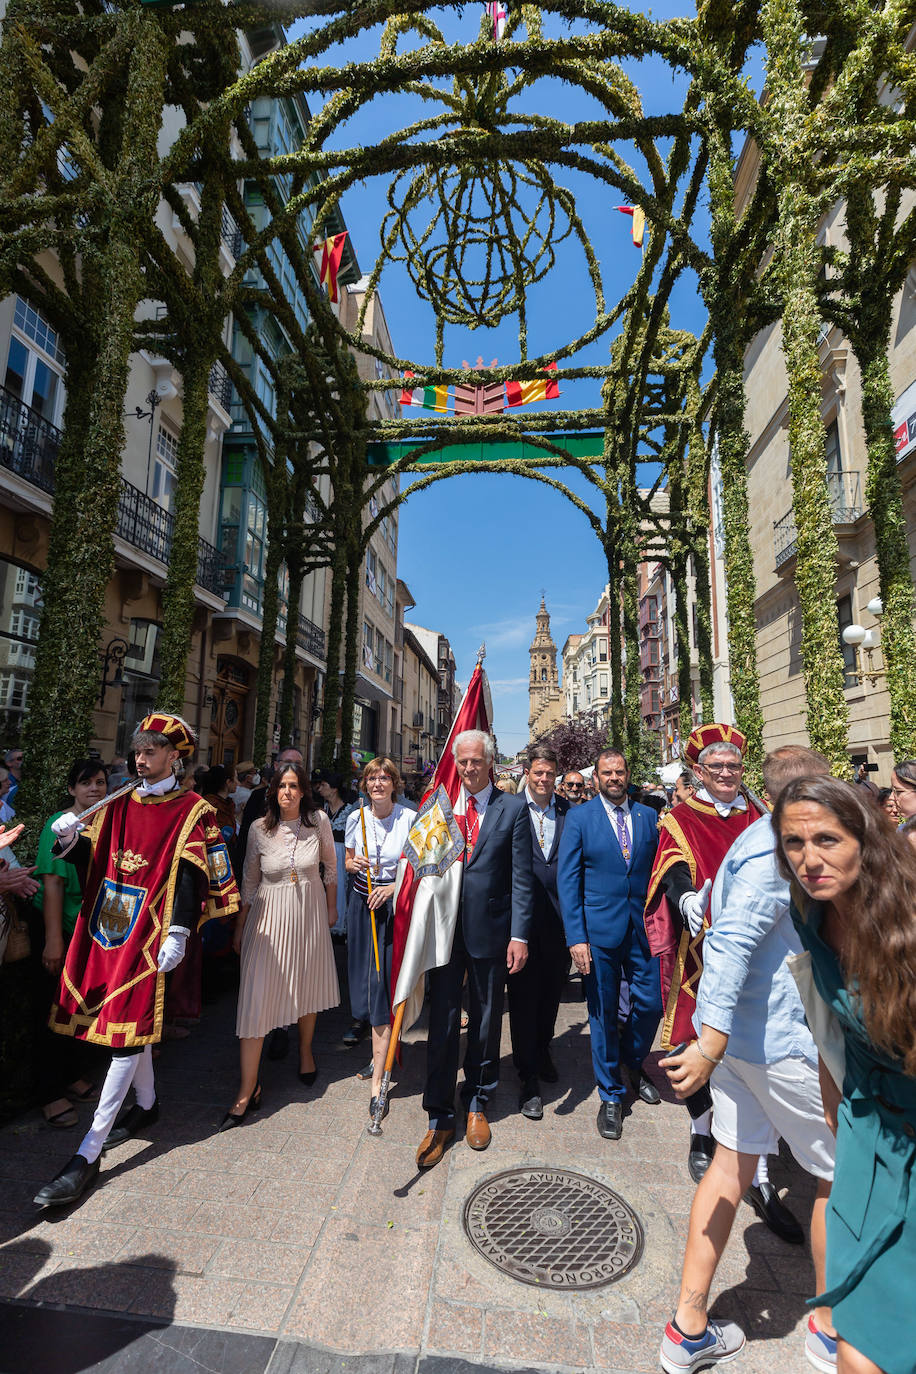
1,723,914,1374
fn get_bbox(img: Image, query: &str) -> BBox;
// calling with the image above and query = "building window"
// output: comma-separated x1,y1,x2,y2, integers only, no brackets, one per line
599,674,608,695
363,620,374,672
541,668,547,682
375,628,384,676
116,620,162,754
572,694,578,712
4,297,65,426
825,418,842,477
837,594,857,681
151,424,179,509
366,547,377,595
0,556,41,737
599,644,607,662
384,640,393,684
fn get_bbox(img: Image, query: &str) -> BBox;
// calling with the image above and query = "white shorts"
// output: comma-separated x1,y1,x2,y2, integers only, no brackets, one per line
710,1053,835,1180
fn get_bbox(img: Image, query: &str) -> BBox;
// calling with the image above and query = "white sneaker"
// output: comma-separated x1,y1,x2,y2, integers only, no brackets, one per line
660,1317,746,1373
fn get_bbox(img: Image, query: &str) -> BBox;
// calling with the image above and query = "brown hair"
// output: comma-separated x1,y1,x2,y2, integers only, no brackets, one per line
595,747,628,770
528,746,559,768
360,756,401,796
264,762,318,832
773,775,916,1075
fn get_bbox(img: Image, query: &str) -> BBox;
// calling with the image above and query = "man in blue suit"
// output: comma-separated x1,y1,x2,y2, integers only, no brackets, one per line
558,747,662,1140
417,730,533,1169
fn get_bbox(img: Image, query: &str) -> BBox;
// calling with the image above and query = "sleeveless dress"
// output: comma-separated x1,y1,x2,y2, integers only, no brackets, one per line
236,813,340,1038
790,893,916,1374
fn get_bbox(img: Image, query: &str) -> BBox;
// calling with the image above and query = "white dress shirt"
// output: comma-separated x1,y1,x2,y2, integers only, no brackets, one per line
524,785,557,855
599,792,632,849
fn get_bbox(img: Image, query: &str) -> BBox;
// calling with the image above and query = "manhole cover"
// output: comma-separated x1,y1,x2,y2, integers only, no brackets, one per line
462,1166,644,1290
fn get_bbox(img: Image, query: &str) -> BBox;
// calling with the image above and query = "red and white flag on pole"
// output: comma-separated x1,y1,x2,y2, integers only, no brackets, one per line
390,658,493,1030
486,0,507,40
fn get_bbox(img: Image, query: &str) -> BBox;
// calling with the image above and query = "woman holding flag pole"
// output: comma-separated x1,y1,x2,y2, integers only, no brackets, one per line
344,758,412,1118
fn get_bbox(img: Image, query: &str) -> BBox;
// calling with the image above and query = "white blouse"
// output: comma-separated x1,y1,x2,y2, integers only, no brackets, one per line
344,803,413,883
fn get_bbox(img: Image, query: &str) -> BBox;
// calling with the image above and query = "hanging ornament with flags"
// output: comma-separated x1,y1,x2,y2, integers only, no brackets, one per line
313,230,349,302
615,204,646,248
485,0,507,40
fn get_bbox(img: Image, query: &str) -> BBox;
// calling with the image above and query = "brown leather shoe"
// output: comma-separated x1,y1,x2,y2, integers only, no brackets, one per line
416,1128,454,1169
465,1110,491,1150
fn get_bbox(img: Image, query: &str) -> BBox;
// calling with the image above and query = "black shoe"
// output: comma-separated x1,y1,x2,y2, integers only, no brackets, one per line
298,1064,318,1086
597,1101,623,1140
519,1083,543,1120
101,1099,159,1153
34,1154,100,1207
744,1182,805,1245
627,1067,661,1105
688,1133,716,1183
267,1027,290,1061
218,1084,262,1133
342,1020,369,1048
538,1051,559,1084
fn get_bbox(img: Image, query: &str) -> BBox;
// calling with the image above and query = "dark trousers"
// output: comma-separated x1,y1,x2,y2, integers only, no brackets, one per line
584,922,662,1102
507,909,569,1084
423,927,505,1128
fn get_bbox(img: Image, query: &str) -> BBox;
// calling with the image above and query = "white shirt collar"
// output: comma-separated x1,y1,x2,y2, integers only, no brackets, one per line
696,786,747,818
137,774,179,797
524,786,555,814
599,792,630,817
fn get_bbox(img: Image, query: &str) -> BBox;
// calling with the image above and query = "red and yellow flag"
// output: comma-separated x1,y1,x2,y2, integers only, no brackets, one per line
313,231,349,303
505,361,559,408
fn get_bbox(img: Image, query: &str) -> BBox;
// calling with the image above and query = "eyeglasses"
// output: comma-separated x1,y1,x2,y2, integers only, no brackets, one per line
891,785,916,797
701,763,743,776
564,783,584,791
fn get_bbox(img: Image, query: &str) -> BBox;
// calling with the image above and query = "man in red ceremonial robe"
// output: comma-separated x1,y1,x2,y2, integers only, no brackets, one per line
34,714,239,1208
644,724,765,1183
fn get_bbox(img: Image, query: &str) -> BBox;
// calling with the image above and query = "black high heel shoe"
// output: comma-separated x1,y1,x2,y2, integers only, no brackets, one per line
218,1083,262,1132
298,1063,318,1087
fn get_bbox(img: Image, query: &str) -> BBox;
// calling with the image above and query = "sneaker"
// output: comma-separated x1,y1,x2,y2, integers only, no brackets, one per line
805,1316,837,1372
660,1317,746,1373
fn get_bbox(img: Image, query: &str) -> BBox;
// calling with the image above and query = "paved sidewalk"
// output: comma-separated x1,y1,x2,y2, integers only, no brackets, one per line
0,961,817,1374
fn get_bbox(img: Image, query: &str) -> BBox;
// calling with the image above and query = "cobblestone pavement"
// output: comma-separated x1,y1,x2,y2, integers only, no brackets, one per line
0,956,818,1374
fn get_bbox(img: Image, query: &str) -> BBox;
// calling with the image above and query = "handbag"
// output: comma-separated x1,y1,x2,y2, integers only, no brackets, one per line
787,948,846,1091
0,895,31,964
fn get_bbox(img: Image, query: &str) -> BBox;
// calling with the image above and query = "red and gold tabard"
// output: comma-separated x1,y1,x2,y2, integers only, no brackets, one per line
50,787,240,1048
644,794,763,1050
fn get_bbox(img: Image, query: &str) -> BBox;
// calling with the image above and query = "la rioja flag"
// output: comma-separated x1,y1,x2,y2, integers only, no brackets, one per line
390,659,492,1030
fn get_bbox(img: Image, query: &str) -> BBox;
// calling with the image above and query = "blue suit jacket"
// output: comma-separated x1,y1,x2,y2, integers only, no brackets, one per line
557,795,659,949
459,788,534,960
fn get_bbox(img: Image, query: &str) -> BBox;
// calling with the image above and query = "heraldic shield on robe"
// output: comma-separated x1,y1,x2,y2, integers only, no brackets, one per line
644,796,760,1050
50,789,240,1048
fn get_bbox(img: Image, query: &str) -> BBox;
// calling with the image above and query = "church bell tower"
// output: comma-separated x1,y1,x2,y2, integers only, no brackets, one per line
528,597,561,741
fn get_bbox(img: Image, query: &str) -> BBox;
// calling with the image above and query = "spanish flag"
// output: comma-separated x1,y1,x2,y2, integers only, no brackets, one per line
399,371,450,411
505,361,560,408
312,231,349,303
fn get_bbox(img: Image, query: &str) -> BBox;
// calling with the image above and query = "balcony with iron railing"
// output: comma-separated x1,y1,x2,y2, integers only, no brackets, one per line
773,469,864,569
296,613,326,660
0,382,227,596
208,359,233,413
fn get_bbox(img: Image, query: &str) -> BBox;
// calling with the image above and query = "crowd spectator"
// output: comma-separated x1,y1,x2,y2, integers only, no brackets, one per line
0,765,14,825
344,759,413,1119
559,770,587,804
315,769,356,935
774,777,916,1374
495,774,517,794
672,768,698,805
30,759,108,1127
201,765,238,844
4,746,23,809
659,746,835,1374
223,762,338,1129
890,759,916,847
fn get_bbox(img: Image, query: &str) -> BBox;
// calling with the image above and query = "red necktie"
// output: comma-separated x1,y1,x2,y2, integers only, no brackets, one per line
465,795,479,861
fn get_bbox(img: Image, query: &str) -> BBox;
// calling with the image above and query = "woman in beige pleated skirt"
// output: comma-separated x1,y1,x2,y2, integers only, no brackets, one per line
220,763,339,1129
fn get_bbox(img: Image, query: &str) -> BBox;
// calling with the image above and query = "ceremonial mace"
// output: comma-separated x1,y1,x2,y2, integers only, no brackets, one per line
368,998,405,1137
72,777,141,825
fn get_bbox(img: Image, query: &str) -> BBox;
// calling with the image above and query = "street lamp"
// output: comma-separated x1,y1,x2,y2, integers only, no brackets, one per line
841,597,885,687
99,637,129,707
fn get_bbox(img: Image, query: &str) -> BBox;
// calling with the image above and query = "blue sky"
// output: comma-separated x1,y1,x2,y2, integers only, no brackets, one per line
286,5,761,752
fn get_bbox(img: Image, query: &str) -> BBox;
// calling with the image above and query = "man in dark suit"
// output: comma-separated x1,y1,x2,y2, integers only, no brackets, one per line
507,746,570,1120
417,730,533,1168
557,747,662,1141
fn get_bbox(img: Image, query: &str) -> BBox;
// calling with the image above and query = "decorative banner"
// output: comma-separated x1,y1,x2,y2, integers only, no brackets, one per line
313,231,349,302
615,204,646,248
486,0,507,39
399,370,450,411
505,361,560,408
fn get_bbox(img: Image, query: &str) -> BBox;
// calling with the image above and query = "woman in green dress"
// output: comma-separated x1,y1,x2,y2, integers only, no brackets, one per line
773,777,916,1374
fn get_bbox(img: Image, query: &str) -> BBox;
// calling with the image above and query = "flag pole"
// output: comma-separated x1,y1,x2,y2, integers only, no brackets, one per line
360,805,381,975
367,999,406,1136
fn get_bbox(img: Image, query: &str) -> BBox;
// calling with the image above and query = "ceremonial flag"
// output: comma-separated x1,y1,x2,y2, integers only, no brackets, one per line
313,231,348,302
399,371,449,411
390,661,491,1030
486,0,507,39
505,361,560,408
615,204,646,248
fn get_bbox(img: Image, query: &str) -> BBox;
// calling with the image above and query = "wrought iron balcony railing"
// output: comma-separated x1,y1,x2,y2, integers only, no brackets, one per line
0,384,226,596
296,612,326,660
208,359,233,412
0,383,59,495
773,469,864,569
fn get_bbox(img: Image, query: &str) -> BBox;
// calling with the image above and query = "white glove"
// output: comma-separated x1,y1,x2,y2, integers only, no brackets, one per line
51,811,84,846
680,878,713,937
157,928,189,972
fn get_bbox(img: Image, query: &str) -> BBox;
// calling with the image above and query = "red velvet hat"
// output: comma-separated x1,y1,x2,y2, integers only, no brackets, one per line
137,713,197,758
684,722,747,767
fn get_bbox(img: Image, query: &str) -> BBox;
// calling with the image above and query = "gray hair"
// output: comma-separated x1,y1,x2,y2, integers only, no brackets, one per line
697,741,743,766
452,729,496,763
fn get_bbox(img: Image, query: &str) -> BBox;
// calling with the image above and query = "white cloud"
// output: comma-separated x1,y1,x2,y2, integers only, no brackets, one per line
488,677,529,696
471,616,533,649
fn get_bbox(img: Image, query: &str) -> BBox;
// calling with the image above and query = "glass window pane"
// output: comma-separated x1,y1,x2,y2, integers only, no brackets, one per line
4,337,28,399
